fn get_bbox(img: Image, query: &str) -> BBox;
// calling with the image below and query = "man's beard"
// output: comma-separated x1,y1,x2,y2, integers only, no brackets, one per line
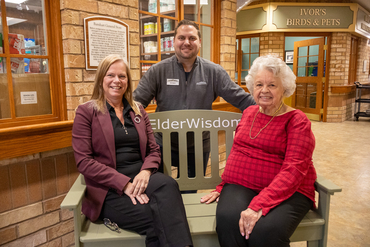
177,47,199,60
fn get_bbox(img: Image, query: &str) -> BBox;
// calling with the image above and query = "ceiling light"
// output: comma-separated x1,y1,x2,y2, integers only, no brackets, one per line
7,17,27,26
5,0,26,4
184,0,196,5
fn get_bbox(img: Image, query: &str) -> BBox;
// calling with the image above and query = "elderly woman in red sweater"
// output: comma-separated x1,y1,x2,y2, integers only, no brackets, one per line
201,55,317,247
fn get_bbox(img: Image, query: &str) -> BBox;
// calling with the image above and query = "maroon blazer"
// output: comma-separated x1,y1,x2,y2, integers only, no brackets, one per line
72,100,161,222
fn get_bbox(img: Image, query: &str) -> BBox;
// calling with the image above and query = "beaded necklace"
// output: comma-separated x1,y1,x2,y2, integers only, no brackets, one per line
249,102,284,140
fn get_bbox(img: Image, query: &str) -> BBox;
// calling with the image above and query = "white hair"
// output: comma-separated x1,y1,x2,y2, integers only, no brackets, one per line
245,55,296,97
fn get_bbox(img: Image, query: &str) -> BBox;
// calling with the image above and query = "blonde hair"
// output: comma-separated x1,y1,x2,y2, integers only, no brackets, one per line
90,54,141,116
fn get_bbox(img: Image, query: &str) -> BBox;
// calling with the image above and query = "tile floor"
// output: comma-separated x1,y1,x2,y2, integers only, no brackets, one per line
291,118,370,247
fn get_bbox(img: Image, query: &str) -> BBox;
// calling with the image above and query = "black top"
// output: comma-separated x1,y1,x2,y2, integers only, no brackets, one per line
107,99,142,180
185,71,190,81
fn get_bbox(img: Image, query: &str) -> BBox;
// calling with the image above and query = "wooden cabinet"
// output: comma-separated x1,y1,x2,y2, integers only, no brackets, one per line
139,0,217,76
139,0,179,77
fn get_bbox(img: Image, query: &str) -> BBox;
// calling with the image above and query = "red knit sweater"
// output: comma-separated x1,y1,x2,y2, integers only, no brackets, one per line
216,105,317,216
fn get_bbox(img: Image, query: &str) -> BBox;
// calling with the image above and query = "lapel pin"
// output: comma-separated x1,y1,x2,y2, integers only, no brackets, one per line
134,116,141,124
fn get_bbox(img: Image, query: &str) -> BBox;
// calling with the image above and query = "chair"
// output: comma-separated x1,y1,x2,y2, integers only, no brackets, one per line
61,109,341,247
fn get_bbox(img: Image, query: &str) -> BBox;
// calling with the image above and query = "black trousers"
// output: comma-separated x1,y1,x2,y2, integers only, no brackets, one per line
100,172,193,247
216,183,312,247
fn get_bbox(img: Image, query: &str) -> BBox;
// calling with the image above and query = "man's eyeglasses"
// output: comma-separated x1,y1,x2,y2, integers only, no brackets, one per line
103,218,121,233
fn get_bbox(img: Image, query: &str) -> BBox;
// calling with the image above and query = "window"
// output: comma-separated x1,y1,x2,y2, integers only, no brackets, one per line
348,36,358,84
0,0,65,128
235,35,259,86
183,0,214,61
139,0,180,79
138,0,217,107
138,0,217,79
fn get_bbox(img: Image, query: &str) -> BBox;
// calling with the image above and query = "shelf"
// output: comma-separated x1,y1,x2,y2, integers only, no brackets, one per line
330,84,355,94
140,60,158,64
354,112,370,118
141,52,159,55
141,51,175,56
140,13,158,19
355,85,370,89
141,33,159,38
139,0,179,78
161,51,175,54
355,99,370,103
140,31,175,38
354,82,370,121
140,10,176,19
161,31,175,36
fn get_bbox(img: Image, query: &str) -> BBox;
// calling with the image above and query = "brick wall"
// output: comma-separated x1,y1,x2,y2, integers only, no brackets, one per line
356,37,370,83
260,32,285,59
0,148,79,246
61,0,140,120
326,32,351,122
220,0,237,79
328,32,351,87
327,33,370,122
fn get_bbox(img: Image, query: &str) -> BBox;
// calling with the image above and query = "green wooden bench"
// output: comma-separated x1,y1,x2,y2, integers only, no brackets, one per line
61,110,341,247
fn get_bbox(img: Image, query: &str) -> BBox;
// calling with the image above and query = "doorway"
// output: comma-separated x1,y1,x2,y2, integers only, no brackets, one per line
285,35,329,121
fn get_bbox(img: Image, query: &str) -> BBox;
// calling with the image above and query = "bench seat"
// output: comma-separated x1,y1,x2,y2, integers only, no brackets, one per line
75,192,326,247
62,110,341,247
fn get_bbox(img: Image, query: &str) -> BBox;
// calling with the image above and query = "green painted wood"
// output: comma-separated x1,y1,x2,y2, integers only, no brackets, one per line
60,110,341,247
237,7,267,32
60,175,85,209
316,174,342,194
149,110,242,191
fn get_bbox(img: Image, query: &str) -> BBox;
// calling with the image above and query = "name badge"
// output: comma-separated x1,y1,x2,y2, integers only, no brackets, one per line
167,79,179,85
196,81,207,86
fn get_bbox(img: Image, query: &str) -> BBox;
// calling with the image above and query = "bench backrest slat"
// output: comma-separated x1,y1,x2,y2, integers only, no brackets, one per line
149,110,242,191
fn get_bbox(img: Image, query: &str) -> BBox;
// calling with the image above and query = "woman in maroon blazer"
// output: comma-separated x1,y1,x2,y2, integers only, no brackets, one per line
72,54,192,247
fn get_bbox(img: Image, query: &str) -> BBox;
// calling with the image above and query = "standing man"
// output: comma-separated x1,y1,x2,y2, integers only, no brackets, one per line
134,19,255,181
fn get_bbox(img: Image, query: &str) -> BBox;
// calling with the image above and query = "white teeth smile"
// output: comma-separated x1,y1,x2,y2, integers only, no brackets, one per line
111,86,121,89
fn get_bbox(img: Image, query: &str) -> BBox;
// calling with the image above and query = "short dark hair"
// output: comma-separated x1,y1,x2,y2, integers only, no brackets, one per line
174,19,201,39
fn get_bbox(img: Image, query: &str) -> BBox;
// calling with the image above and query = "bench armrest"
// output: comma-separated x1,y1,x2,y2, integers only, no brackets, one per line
313,174,341,246
315,174,342,195
61,174,86,209
60,174,85,247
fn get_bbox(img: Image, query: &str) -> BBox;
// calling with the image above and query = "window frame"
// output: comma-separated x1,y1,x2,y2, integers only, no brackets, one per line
138,0,219,71
0,0,66,129
235,34,260,87
348,35,358,85
139,0,219,110
181,0,218,63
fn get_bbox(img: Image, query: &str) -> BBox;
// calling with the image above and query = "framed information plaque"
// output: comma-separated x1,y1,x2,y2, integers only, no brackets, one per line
84,16,129,70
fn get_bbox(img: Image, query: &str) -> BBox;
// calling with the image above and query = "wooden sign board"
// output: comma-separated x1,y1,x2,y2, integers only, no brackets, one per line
84,16,129,70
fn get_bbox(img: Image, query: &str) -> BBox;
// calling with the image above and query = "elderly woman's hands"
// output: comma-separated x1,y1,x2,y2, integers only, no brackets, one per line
200,191,220,204
201,192,263,240
239,208,263,239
